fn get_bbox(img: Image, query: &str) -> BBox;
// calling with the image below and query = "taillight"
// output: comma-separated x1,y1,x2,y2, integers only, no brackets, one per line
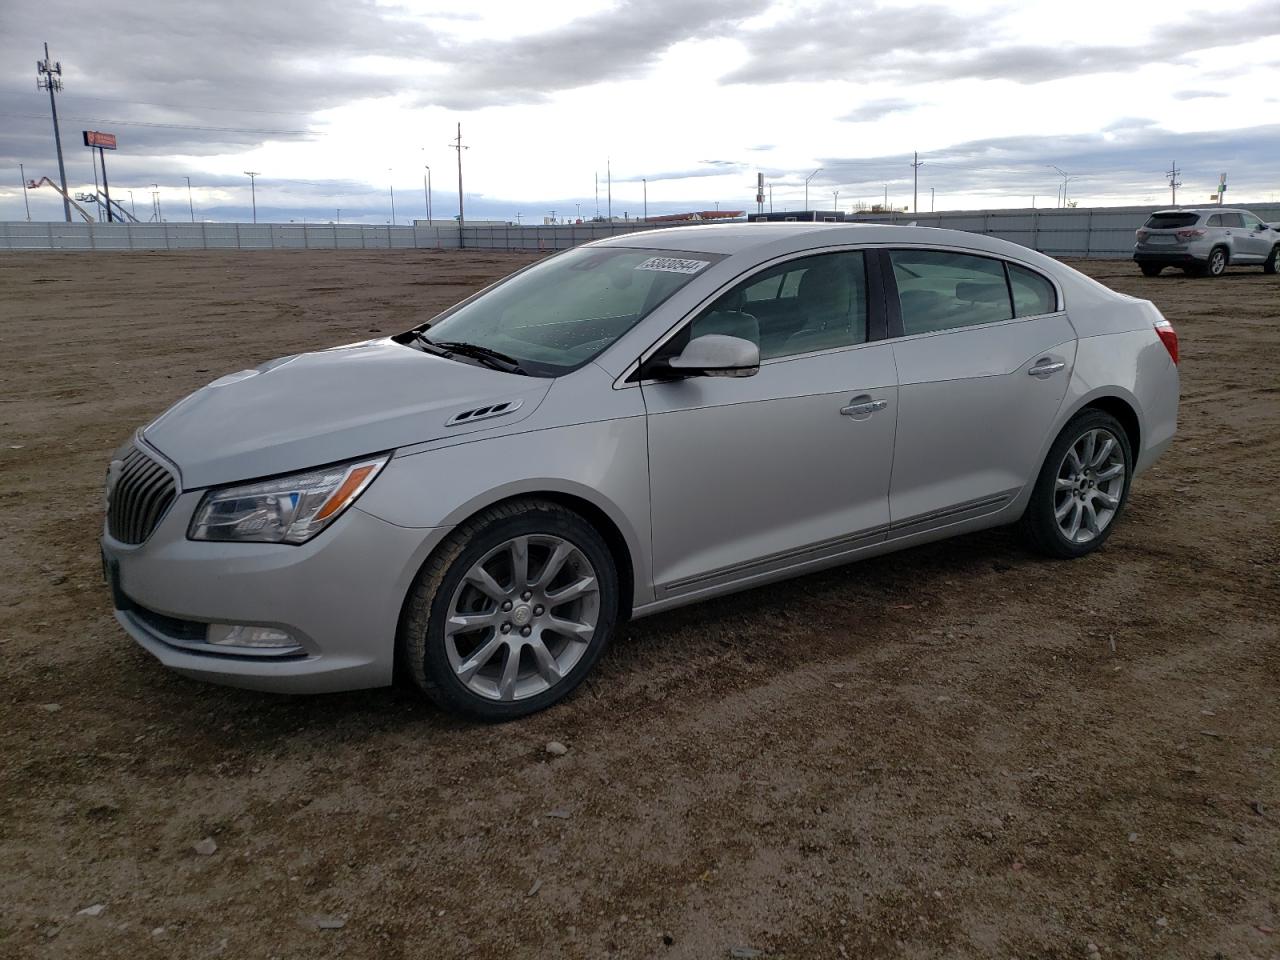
1176,228,1206,240
1136,229,1149,241
1155,319,1178,365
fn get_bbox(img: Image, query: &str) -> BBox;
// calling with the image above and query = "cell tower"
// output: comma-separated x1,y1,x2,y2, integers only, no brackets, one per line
36,42,71,222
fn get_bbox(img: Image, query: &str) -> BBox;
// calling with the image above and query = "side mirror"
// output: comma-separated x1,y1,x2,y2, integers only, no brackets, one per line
662,334,760,379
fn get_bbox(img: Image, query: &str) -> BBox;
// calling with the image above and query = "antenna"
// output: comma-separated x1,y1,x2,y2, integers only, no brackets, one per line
1166,161,1181,206
36,42,71,222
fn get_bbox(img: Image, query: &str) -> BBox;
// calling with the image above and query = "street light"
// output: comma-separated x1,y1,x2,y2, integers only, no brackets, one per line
244,171,259,223
184,176,194,222
423,164,432,222
642,178,647,221
804,168,822,211
388,168,396,225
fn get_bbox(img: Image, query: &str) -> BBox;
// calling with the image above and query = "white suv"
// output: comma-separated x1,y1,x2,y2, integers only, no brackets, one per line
1134,208,1280,277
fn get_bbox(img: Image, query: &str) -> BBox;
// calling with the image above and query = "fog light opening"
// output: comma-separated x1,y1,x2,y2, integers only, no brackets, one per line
206,623,299,650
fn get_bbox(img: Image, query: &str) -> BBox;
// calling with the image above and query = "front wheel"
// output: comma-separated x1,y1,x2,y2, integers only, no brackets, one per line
399,499,619,720
1019,410,1133,559
1206,247,1227,277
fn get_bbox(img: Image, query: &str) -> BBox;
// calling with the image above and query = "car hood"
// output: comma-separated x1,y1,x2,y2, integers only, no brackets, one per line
143,338,550,489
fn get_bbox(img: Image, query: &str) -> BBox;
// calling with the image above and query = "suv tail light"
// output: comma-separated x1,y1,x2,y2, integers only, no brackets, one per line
1175,228,1206,240
1135,228,1149,241
1154,318,1178,365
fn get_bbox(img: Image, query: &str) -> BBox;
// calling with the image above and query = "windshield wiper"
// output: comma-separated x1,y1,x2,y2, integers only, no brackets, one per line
432,340,526,375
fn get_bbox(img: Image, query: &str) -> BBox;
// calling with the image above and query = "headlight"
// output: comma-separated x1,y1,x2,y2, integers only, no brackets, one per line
189,455,388,544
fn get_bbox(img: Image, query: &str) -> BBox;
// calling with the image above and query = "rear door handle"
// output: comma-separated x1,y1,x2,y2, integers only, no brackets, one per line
1028,360,1065,379
840,396,888,418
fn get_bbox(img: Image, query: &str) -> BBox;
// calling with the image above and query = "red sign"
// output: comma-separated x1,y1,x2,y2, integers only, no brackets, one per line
83,130,117,150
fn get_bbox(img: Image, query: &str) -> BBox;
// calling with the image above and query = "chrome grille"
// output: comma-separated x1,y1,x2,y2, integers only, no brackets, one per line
107,446,177,545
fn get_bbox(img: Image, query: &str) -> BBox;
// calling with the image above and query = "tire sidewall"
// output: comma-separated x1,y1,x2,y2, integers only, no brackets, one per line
1028,411,1134,558
1208,248,1227,276
419,507,619,720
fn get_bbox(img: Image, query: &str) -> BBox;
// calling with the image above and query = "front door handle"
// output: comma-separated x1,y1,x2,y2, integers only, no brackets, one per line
840,396,888,418
1028,360,1065,379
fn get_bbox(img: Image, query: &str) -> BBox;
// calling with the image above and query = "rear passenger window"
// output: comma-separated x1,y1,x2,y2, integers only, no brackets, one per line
1008,264,1057,316
1206,214,1222,227
890,250,1012,335
1221,212,1244,228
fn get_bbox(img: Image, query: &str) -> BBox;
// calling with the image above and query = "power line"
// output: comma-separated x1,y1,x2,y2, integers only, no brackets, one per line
0,112,311,136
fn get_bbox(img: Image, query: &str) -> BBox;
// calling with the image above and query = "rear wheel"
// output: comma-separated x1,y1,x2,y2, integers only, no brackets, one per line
1206,246,1227,277
1020,410,1133,559
1264,245,1279,274
1139,263,1163,277
400,499,619,720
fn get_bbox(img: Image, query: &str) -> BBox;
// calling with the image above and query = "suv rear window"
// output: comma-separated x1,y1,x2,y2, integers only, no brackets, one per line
1144,212,1200,229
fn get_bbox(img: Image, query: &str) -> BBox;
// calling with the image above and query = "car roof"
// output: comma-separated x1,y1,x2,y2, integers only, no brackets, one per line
592,221,1056,261
1150,208,1246,215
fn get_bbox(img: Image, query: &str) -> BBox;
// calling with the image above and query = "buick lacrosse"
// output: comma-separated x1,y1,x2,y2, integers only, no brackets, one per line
103,224,1179,719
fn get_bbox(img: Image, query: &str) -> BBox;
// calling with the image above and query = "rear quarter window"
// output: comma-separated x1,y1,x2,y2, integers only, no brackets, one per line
1008,264,1058,317
1144,212,1200,229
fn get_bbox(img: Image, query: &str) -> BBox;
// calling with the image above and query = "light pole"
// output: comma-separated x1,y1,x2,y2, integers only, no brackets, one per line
930,187,935,212
575,202,581,221
152,183,162,222
19,163,31,220
244,171,259,222
388,168,396,226
423,164,431,222
184,176,194,221
1049,165,1077,208
127,189,134,217
642,178,647,221
911,150,924,213
833,189,840,211
804,167,822,211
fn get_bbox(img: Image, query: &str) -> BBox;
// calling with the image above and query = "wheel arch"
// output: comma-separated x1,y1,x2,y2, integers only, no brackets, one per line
1080,394,1141,455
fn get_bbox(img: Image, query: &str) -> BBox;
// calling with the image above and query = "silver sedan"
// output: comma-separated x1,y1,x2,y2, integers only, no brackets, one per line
102,224,1180,719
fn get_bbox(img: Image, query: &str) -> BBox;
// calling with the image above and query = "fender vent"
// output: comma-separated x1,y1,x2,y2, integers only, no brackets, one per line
446,398,524,427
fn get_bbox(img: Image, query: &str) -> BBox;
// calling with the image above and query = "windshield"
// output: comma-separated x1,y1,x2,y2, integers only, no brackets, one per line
415,246,723,376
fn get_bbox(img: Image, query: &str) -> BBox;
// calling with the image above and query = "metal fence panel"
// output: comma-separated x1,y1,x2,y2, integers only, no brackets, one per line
4,203,1279,255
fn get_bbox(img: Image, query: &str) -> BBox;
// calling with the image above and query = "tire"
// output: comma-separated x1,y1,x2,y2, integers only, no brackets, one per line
1264,245,1279,275
1139,263,1163,277
1019,409,1134,559
399,498,619,720
1206,246,1228,277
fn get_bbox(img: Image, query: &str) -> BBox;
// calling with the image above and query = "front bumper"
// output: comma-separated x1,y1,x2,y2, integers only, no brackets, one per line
102,492,447,694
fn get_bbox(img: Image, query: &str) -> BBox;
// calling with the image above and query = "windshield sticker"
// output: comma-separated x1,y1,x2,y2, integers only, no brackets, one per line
635,256,710,275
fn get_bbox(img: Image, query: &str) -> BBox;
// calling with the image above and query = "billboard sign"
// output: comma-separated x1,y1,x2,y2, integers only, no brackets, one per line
83,130,117,150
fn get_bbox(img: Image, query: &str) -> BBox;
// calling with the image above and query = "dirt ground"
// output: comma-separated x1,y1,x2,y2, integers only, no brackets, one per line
0,248,1276,960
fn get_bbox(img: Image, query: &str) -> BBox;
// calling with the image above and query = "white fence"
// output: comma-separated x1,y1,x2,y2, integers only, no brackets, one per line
2,202,1278,257
0,219,670,253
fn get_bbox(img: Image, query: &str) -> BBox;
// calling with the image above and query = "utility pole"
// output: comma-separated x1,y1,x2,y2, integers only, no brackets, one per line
151,183,162,222
36,42,71,222
244,171,259,222
594,172,599,219
1167,160,1181,206
184,176,194,221
642,178,647,221
930,186,935,212
388,168,396,225
883,184,888,210
450,122,468,245
833,189,840,211
19,163,31,220
804,167,822,211
423,164,431,221
768,183,773,212
607,157,612,221
911,151,924,213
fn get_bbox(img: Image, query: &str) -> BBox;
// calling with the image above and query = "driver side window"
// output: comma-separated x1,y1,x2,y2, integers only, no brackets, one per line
686,251,868,361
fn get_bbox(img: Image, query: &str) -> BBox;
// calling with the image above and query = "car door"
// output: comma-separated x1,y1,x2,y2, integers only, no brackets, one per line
883,248,1076,535
1237,212,1271,261
640,249,898,598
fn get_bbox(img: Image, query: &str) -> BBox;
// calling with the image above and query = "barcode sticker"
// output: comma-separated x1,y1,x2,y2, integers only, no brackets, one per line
635,256,710,275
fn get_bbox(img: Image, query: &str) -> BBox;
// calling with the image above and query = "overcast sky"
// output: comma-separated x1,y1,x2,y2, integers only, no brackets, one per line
2,0,1278,224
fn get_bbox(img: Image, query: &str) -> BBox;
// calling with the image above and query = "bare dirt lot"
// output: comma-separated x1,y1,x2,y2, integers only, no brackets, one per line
0,249,1276,960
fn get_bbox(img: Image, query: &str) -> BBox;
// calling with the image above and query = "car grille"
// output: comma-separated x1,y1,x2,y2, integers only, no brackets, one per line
107,445,177,545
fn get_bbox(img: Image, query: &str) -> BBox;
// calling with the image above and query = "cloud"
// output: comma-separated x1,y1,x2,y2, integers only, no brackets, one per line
616,163,746,182
840,98,918,122
1172,89,1230,100
723,0,1280,86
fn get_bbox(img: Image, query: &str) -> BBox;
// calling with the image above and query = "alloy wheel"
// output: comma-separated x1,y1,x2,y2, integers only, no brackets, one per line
444,534,600,701
1053,428,1126,544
